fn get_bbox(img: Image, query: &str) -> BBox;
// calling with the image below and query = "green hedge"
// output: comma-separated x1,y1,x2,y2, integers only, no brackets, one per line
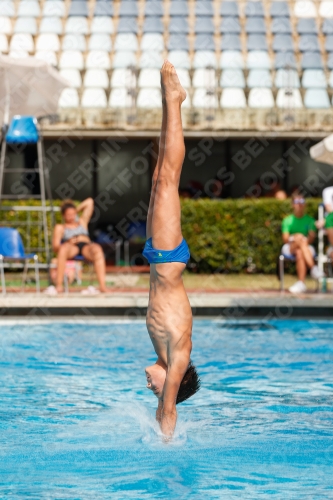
0,198,322,272
181,198,321,274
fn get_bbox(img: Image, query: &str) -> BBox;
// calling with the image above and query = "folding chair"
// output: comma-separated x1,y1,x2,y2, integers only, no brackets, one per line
0,227,40,294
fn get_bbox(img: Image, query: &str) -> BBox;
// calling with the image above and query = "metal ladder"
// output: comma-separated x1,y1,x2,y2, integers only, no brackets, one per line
0,117,54,265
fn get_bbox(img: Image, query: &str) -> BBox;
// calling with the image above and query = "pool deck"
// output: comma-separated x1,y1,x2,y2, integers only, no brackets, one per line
1,290,333,318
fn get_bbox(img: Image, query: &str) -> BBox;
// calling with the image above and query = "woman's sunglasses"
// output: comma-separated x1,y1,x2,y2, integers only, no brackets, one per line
293,199,305,205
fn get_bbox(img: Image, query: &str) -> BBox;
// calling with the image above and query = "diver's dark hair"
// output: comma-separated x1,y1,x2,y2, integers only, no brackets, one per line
61,199,76,215
176,361,201,404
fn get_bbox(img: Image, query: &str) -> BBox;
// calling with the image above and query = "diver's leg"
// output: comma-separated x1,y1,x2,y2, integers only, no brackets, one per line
151,61,187,250
146,100,167,239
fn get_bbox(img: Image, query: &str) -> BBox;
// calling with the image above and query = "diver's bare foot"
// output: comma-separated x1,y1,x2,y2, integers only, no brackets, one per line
161,60,186,104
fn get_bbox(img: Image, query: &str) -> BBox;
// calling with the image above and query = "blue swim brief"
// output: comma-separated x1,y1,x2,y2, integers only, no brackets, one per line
143,237,190,264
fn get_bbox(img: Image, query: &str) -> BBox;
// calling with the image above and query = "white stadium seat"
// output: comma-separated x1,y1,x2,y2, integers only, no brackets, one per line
139,51,163,68
304,88,330,108
329,71,333,88
112,50,136,68
65,17,89,35
40,17,62,34
192,68,216,88
294,1,317,17
248,88,275,108
0,17,12,35
8,50,29,58
193,51,217,69
14,17,37,34
319,1,333,18
141,33,164,51
177,69,191,89
2,1,15,17
10,33,34,52
220,88,246,108
275,69,300,88
0,33,9,51
193,88,218,108
59,69,82,88
168,50,190,69
220,51,244,69
247,51,271,69
138,69,160,88
81,88,107,108
109,88,133,108
302,69,327,88
58,88,79,108
276,88,303,108
111,68,136,88
84,69,109,89
114,33,138,51
59,50,84,70
137,88,162,108
88,34,112,51
86,50,111,69
43,1,65,17
18,1,40,17
62,34,86,51
36,34,60,52
220,69,245,88
91,16,113,34
247,69,272,88
35,51,57,66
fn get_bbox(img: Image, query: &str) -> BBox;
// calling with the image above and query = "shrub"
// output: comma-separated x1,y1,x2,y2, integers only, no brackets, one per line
181,198,321,274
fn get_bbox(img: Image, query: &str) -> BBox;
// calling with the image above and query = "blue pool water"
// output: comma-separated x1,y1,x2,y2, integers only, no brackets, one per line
0,319,332,499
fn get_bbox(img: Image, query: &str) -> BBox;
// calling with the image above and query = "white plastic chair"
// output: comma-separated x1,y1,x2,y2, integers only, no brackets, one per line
109,88,133,108
168,51,190,69
275,69,300,88
81,88,107,108
139,51,163,68
276,88,303,108
247,51,272,69
248,88,275,108
193,51,217,69
65,17,89,35
141,33,164,51
59,50,84,70
88,34,112,51
302,69,327,88
43,1,65,17
111,68,136,88
113,50,136,68
319,1,333,18
84,69,109,89
18,1,40,17
220,69,245,88
58,88,79,108
138,68,160,88
62,34,86,51
220,88,246,108
247,69,272,88
114,33,138,51
36,34,60,52
40,17,62,34
91,16,113,34
14,17,37,34
304,89,330,108
0,33,8,51
35,50,57,66
193,88,218,109
192,68,216,88
10,33,34,52
86,50,111,69
137,88,162,108
220,51,244,69
59,69,82,88
0,17,12,35
294,1,317,17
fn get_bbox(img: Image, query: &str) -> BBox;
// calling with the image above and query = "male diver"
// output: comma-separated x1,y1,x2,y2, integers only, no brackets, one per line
143,61,200,438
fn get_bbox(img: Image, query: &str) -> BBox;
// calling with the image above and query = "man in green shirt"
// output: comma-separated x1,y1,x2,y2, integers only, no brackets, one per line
281,194,323,294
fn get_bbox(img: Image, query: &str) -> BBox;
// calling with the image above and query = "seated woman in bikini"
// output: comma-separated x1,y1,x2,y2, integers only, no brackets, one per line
50,198,107,294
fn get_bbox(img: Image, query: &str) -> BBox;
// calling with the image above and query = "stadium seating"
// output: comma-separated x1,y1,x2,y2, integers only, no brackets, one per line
1,0,332,121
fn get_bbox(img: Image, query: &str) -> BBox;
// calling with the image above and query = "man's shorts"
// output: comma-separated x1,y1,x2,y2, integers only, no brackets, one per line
281,243,316,260
326,212,333,229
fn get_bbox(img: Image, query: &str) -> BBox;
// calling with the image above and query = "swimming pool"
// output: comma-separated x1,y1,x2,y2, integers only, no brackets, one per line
0,319,332,498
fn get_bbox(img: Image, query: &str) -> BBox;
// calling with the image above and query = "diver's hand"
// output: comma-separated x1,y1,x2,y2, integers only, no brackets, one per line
160,408,177,440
